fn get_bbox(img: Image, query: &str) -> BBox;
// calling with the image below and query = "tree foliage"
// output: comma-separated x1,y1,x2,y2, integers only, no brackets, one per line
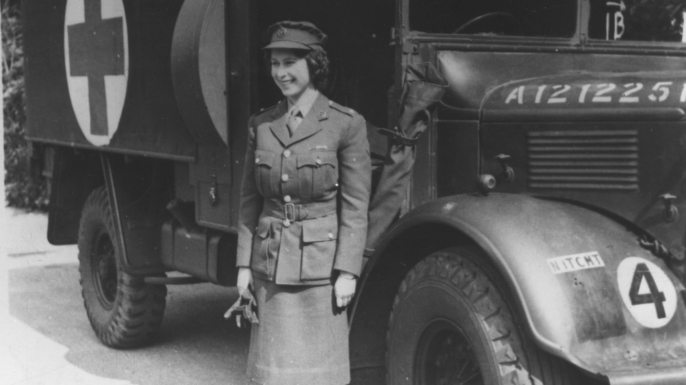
3,0,48,210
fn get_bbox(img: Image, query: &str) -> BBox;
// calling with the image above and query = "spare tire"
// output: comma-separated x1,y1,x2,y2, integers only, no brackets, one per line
78,187,166,348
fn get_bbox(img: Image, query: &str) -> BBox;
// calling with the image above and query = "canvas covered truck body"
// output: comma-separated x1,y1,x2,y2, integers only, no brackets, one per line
22,0,686,384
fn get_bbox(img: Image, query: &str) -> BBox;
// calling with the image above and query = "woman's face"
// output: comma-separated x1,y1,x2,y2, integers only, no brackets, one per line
270,49,312,100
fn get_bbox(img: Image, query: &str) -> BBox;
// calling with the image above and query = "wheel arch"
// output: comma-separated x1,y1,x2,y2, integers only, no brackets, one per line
350,213,534,377
351,193,686,382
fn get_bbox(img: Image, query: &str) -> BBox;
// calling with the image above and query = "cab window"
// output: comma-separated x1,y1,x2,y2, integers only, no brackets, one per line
410,0,576,38
589,0,685,43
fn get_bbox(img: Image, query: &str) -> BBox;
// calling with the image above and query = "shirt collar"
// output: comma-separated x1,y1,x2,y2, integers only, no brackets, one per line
287,88,319,117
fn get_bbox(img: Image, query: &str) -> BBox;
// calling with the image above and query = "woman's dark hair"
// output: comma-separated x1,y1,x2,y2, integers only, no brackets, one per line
303,49,330,90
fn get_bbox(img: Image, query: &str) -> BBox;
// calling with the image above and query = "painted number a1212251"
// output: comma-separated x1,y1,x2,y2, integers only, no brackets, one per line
504,81,686,106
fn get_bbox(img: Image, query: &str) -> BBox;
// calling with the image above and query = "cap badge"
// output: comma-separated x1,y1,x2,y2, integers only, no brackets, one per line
275,28,287,39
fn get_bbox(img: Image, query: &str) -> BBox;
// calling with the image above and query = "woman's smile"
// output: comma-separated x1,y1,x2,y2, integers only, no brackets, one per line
276,78,296,89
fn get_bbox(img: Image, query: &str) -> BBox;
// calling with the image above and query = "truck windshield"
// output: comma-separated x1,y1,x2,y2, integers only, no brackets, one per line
410,0,577,38
589,0,685,43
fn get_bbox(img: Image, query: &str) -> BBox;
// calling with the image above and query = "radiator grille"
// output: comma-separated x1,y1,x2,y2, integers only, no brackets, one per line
527,129,639,191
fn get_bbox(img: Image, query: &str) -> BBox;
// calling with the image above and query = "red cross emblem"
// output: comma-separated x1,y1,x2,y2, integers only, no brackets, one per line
64,0,128,146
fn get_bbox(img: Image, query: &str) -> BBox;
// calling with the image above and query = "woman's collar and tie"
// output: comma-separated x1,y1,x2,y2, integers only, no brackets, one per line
286,87,319,135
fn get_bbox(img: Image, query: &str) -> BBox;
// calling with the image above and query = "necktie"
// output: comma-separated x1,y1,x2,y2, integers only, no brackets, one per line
286,108,302,136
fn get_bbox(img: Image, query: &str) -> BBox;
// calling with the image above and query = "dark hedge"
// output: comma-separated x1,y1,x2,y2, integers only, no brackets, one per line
3,0,48,210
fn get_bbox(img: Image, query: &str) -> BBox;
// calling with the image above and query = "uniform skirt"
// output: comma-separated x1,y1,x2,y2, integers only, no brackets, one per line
247,278,350,385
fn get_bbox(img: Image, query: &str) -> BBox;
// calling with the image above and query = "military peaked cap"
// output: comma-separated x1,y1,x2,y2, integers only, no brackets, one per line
263,21,327,51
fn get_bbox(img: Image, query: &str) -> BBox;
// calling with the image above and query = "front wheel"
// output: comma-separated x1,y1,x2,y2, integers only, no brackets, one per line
78,187,167,348
386,247,586,385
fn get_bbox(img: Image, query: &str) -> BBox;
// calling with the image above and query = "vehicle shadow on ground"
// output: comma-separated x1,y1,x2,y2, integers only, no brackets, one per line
10,262,252,385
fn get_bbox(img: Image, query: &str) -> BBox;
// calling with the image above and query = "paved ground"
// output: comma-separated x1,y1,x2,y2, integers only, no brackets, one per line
1,207,252,385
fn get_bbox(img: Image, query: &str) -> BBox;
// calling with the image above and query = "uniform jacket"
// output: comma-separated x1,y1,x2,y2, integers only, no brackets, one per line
236,93,371,285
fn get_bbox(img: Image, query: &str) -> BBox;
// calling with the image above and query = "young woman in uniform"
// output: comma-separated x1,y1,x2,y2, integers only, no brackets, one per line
233,20,371,385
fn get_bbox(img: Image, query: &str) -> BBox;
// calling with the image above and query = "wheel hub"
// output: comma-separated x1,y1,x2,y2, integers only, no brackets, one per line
92,231,118,308
415,319,482,385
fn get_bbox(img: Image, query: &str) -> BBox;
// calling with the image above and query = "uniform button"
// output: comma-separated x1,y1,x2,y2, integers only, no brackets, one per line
283,195,292,203
283,149,291,158
328,232,334,240
282,219,291,227
281,174,289,182
255,157,260,164
316,158,322,165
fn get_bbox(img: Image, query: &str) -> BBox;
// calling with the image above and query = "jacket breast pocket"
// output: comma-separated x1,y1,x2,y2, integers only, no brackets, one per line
251,218,278,278
300,214,338,281
296,151,338,199
254,150,276,197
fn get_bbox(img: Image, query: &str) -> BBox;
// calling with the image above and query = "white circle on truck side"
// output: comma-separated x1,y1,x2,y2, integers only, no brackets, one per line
63,0,129,146
617,257,678,329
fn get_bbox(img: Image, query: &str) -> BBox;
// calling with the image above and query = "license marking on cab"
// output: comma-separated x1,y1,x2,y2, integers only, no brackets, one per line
617,257,678,329
504,81,686,106
548,251,605,274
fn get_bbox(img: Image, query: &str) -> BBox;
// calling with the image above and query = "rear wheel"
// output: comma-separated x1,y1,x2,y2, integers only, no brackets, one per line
386,247,587,385
78,187,166,348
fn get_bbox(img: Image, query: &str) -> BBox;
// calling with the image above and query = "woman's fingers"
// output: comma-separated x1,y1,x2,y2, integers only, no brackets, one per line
335,275,357,308
336,295,352,307
336,295,350,308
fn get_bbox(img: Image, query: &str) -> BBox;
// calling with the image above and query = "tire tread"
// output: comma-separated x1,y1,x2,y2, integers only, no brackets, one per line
78,187,167,349
386,248,586,385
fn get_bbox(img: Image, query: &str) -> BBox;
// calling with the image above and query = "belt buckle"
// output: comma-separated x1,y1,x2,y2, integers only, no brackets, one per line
284,202,296,223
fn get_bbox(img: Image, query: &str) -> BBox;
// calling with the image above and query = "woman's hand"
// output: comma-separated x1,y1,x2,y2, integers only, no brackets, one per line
236,267,253,297
334,272,357,308
225,267,257,327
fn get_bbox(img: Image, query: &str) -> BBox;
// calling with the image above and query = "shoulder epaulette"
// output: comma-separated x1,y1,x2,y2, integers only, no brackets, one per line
327,100,356,117
252,101,282,123
258,102,279,114
250,102,282,126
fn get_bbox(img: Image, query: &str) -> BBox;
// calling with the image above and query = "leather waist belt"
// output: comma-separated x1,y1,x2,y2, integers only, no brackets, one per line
263,199,336,222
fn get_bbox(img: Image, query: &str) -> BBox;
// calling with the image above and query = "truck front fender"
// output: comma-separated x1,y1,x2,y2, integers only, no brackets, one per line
361,193,686,380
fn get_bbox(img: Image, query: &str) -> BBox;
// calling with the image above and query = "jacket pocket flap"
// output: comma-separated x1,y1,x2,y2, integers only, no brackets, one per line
296,151,337,168
302,215,338,243
255,150,275,168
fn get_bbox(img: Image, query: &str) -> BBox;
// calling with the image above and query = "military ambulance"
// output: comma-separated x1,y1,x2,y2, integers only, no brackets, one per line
23,0,686,384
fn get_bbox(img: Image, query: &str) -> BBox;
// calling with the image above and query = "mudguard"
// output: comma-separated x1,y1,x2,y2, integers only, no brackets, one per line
369,193,686,383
